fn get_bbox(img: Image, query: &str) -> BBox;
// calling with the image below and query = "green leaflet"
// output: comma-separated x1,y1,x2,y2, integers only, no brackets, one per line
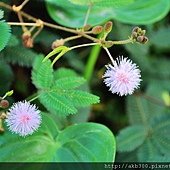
32,55,53,89
137,138,161,162
53,67,77,79
39,91,77,116
0,113,116,163
52,77,86,90
116,125,147,152
65,90,100,107
0,20,11,51
150,114,170,155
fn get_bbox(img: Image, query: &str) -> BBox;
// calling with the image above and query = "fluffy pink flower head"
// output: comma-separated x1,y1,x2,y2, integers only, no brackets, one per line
103,56,142,96
5,101,42,137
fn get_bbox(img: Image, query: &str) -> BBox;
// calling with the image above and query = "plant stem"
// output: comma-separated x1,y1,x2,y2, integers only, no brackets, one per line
113,38,132,45
69,43,98,50
26,92,40,102
64,35,82,42
84,44,101,82
7,22,40,26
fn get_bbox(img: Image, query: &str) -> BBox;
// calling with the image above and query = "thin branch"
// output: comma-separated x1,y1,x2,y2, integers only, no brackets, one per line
103,47,115,65
69,43,99,50
8,22,40,26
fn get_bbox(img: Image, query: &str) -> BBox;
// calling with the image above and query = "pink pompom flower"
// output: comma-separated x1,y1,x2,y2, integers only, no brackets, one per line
5,101,42,137
103,56,142,96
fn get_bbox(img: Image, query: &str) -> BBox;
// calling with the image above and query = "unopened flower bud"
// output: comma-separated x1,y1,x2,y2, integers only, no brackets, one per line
141,37,148,44
132,27,139,33
51,39,64,49
92,26,103,34
1,100,9,109
132,32,137,38
22,32,33,48
104,21,113,34
83,24,92,31
6,90,13,97
141,30,146,36
137,36,144,43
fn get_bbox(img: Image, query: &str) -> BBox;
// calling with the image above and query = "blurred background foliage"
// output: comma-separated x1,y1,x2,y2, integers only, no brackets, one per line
0,0,170,162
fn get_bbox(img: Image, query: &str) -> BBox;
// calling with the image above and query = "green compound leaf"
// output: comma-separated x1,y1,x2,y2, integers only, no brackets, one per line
1,113,116,163
0,20,11,51
66,90,100,107
39,91,77,116
116,125,147,152
151,114,170,155
52,77,86,90
32,55,53,89
137,138,161,162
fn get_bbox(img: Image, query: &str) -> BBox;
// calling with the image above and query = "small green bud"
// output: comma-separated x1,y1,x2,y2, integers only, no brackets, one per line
92,26,103,34
6,90,13,97
141,30,146,36
103,41,114,48
104,21,113,34
132,27,139,33
0,100,9,109
83,24,92,31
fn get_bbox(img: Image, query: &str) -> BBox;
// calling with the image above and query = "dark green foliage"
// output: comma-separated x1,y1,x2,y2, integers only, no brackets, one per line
0,20,11,51
2,46,38,67
116,125,147,152
0,60,13,96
